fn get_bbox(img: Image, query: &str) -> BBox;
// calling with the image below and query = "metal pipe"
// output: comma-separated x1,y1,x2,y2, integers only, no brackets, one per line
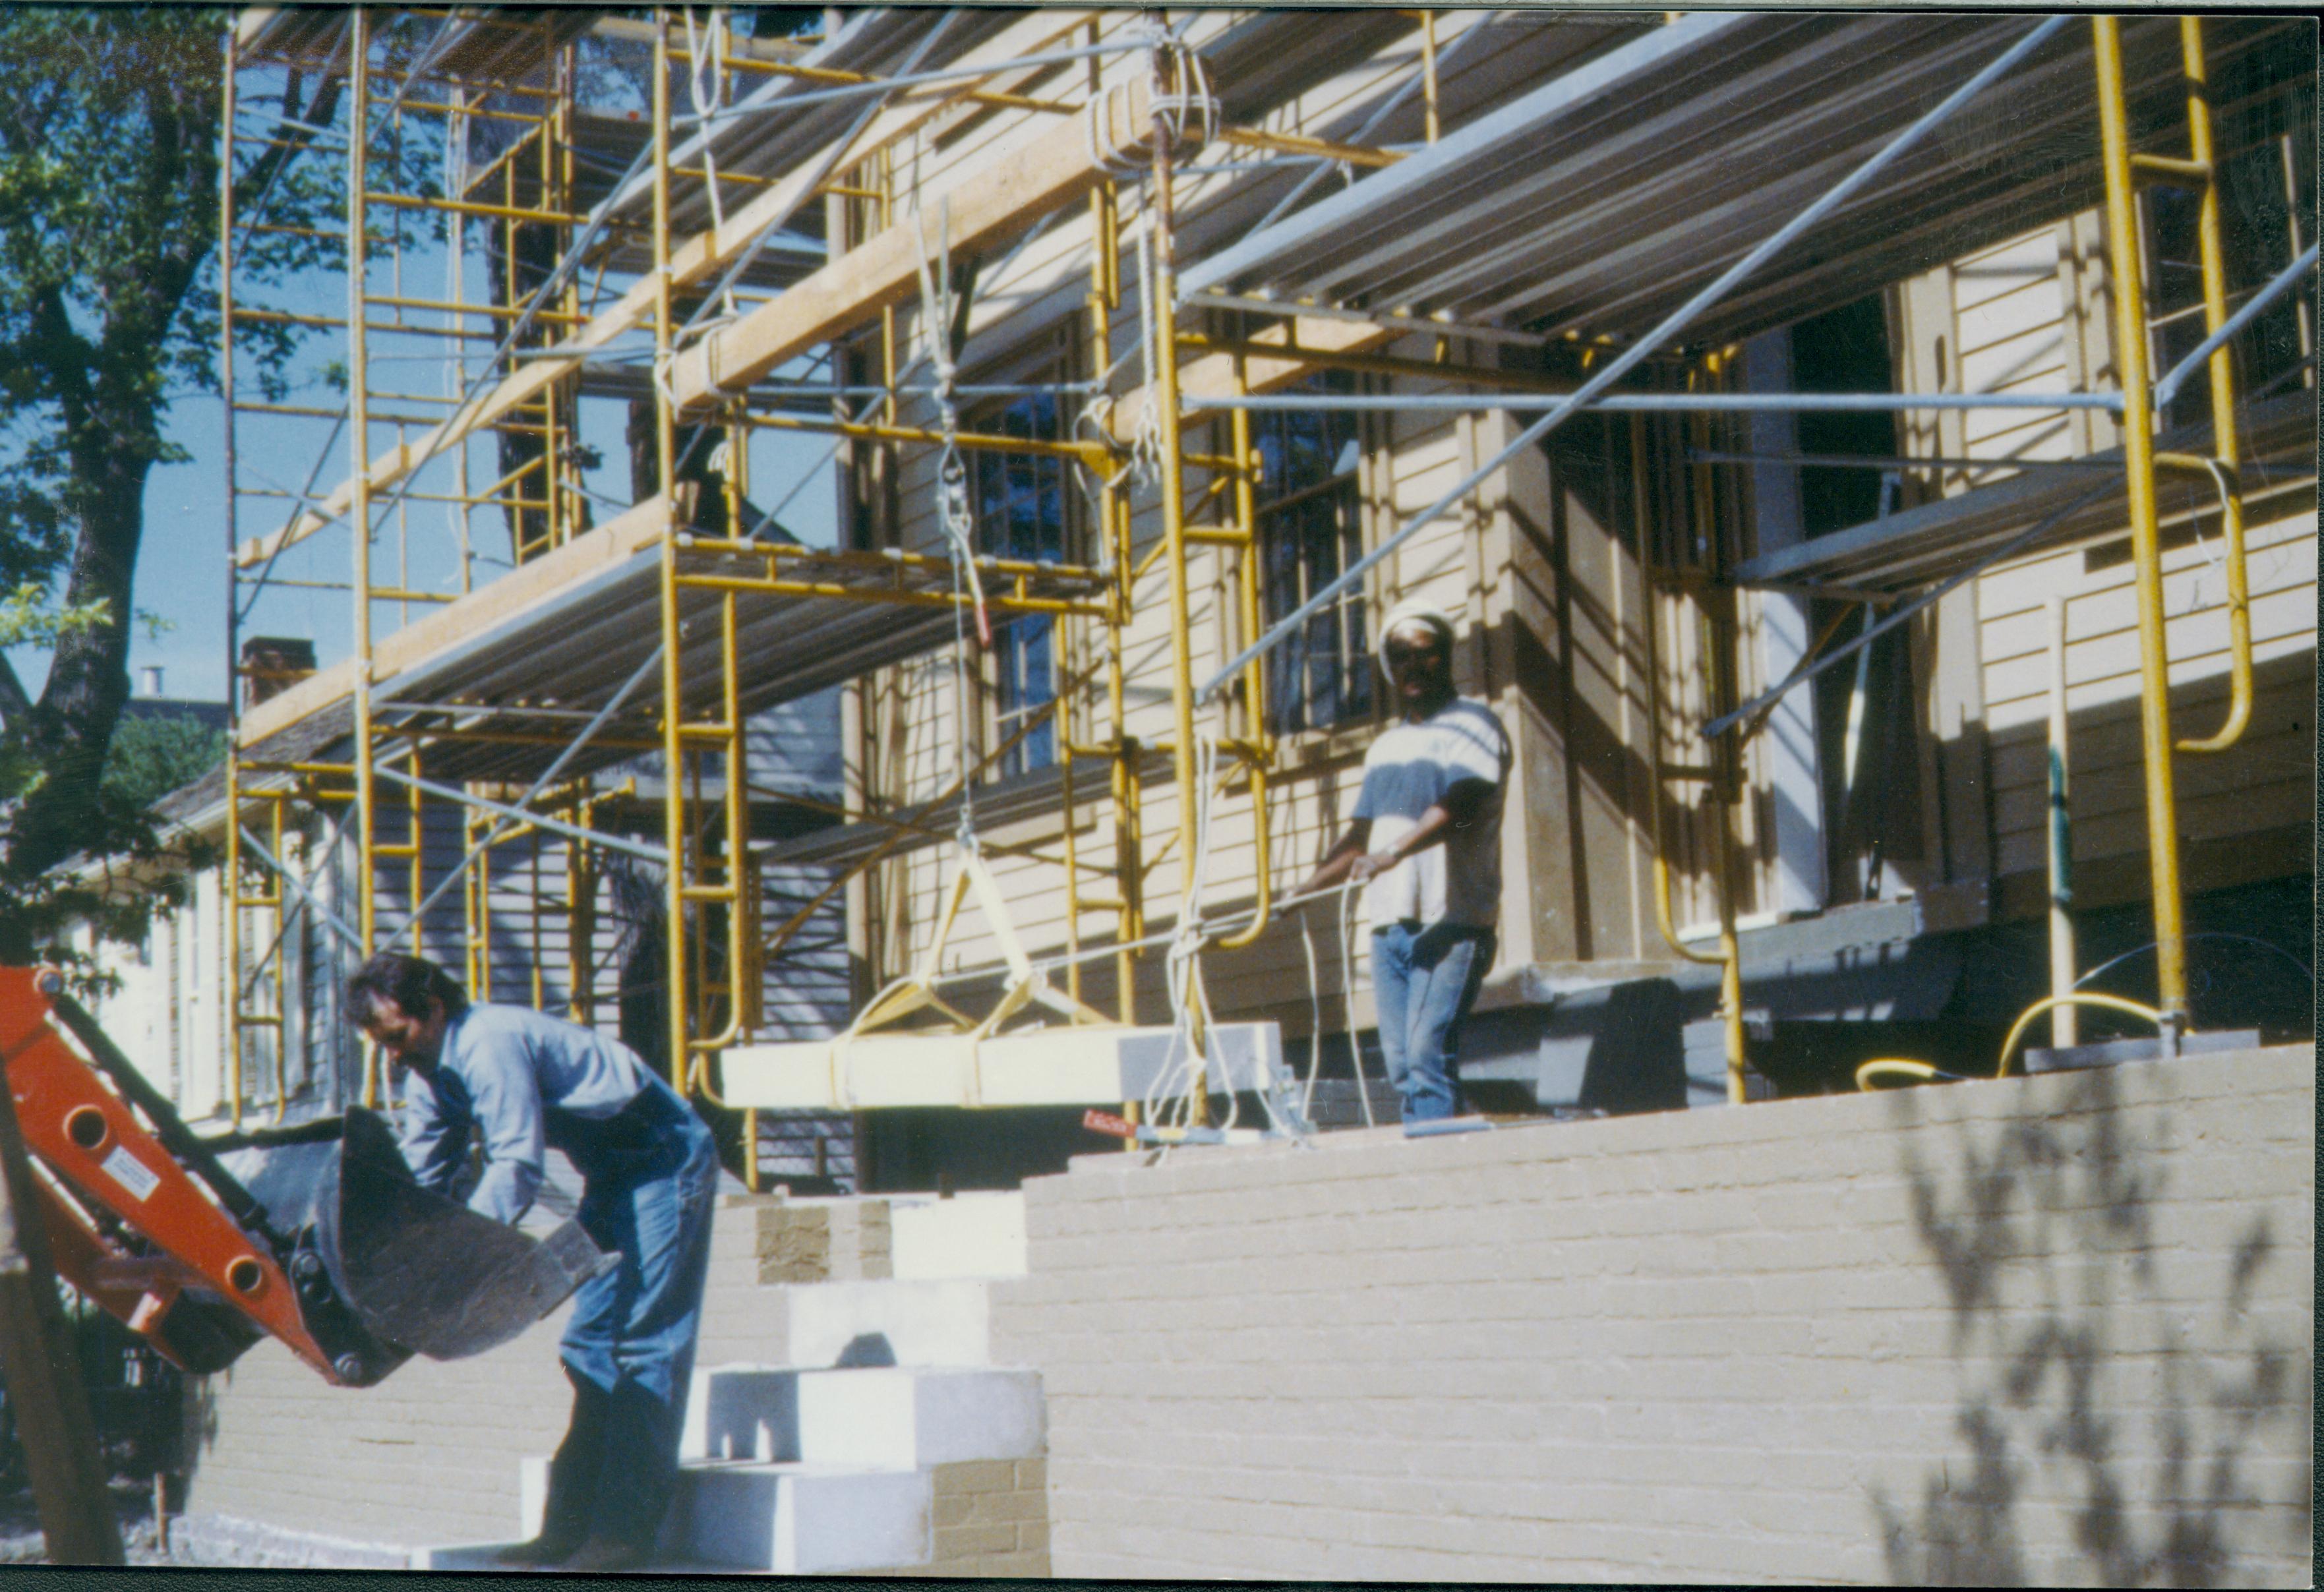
1420,10,1441,145
1196,391,2125,413
2093,15,2188,1042
237,827,365,951
347,9,380,1109
1094,173,1142,1030
2044,596,2078,1049
675,42,1134,129
374,767,672,864
1216,355,1272,953
1182,291,1551,348
221,27,244,1131
654,9,690,1092
1151,90,1209,1117
686,592,751,1055
2150,243,2318,413
2171,17,2253,757
1688,448,2120,473
1200,13,2073,705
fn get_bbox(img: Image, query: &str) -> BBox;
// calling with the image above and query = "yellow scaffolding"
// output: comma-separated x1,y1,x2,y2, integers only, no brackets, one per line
212,8,2308,1156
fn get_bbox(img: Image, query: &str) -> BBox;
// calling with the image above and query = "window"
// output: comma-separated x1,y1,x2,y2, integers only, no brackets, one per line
1789,295,1923,906
1254,372,1372,735
2144,69,2316,432
969,388,1075,779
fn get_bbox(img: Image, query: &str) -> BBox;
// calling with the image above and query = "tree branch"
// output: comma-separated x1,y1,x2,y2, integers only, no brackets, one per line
227,49,348,227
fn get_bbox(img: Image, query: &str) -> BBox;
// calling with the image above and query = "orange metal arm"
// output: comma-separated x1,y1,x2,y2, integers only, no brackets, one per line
0,967,339,1383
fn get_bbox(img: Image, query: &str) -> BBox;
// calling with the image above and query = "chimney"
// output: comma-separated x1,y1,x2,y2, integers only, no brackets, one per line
138,666,164,699
239,636,317,710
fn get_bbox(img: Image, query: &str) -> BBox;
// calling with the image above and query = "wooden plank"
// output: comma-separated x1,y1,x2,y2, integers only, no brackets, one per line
0,1056,125,1566
238,494,672,752
677,77,1159,408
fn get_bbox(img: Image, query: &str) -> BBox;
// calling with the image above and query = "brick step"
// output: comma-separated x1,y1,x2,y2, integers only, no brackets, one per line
418,1461,933,1575
686,1364,1044,1469
409,1543,736,1575
673,1461,934,1573
1303,1076,1405,1127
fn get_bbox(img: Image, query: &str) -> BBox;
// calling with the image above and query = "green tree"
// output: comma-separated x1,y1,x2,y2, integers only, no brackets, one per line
0,10,353,961
102,714,229,816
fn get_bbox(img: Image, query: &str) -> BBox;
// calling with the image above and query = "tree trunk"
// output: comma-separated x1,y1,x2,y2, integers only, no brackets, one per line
3,412,156,895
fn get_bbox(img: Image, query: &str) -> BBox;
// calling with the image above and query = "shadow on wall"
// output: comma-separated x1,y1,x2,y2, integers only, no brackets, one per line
1870,1067,2310,1587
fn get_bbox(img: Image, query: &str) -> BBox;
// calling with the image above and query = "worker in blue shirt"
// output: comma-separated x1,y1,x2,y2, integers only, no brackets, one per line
347,951,719,1572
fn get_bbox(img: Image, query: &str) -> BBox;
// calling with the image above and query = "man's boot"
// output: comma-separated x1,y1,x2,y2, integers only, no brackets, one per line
496,1371,611,1565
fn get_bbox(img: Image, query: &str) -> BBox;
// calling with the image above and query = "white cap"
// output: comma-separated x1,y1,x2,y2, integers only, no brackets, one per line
1374,599,1457,681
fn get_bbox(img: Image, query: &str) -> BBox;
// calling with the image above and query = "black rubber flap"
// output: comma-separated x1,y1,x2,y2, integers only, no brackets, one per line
317,1107,614,1361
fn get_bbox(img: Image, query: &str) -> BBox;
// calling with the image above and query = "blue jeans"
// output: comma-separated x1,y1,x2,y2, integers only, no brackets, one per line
1371,922,1495,1123
541,1079,719,1552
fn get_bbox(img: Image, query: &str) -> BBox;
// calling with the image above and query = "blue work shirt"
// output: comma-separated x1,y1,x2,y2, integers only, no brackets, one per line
396,1003,657,1224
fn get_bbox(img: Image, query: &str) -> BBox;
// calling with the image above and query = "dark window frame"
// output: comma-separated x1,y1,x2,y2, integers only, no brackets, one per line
1251,370,1375,737
965,343,1083,782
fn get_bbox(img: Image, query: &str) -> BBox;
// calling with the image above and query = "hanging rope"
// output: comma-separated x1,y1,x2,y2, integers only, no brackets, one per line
682,7,742,330
1084,30,1216,180
911,198,994,861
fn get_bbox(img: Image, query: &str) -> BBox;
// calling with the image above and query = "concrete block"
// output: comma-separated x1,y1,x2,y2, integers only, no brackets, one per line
797,1367,1044,1469
682,1366,800,1462
787,1278,993,1367
721,1022,1286,1110
891,1192,1028,1279
676,1463,932,1572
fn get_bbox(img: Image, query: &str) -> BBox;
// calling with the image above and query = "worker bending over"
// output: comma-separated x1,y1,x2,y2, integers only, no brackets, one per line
345,952,718,1572
1295,600,1510,1123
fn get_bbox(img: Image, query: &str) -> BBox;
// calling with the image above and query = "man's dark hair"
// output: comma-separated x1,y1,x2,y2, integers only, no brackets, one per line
345,952,470,1026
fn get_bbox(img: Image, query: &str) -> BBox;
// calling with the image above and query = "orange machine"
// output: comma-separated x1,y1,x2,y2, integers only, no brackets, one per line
0,965,604,1388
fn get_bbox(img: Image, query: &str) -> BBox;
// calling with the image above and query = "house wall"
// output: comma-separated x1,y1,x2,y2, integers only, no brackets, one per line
992,1044,2315,1583
1897,211,2317,920
843,14,1657,1037
842,28,2316,1053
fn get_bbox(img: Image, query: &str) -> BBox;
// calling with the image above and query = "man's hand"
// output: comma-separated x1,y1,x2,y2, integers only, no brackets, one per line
1293,818,1373,902
1348,848,1403,883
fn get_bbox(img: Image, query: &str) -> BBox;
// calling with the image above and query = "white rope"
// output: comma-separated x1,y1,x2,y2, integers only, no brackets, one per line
682,7,741,326
1147,734,1218,1129
1341,874,1375,1128
2182,454,2235,613
440,91,471,557
1296,904,1325,1122
1128,187,1166,486
910,198,994,850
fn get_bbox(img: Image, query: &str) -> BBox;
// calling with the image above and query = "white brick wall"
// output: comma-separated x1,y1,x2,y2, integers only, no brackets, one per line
993,1047,2315,1585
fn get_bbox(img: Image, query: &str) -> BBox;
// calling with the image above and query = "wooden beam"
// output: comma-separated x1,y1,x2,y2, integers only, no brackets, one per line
233,10,1104,572
674,77,1162,409
0,1055,125,1567
237,494,673,753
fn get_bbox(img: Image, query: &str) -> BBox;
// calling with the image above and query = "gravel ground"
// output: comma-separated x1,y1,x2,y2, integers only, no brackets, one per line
0,1480,177,1566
